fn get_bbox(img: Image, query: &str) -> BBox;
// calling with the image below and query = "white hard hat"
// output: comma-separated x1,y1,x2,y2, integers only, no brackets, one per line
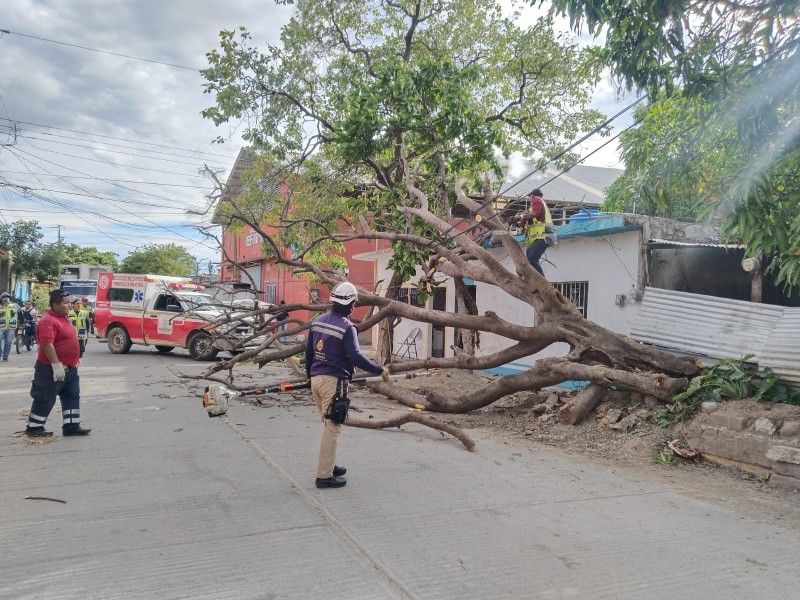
330,281,358,305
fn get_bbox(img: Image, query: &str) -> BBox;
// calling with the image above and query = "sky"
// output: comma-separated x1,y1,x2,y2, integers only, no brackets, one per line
0,0,634,270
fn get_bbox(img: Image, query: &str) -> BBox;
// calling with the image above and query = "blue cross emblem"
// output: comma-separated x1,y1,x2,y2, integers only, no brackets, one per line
134,291,144,303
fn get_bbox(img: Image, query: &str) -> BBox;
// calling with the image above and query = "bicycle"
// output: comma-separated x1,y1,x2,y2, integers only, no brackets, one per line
15,322,36,354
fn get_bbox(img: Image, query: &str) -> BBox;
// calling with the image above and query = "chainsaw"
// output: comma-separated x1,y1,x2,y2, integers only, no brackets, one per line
202,369,438,417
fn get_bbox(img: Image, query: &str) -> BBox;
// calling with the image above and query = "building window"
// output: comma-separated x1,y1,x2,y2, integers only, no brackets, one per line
397,287,425,307
552,281,588,317
264,283,277,305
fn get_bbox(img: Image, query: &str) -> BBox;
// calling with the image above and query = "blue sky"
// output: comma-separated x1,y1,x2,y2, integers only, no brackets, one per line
0,0,633,269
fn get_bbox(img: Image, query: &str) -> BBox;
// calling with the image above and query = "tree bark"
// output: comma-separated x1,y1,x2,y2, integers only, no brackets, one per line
558,384,608,425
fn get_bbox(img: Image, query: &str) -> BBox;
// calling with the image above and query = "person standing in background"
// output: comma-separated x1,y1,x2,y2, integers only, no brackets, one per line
68,298,89,358
1,292,20,362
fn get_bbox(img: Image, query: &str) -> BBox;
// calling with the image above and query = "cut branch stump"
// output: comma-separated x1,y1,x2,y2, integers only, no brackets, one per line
558,384,608,426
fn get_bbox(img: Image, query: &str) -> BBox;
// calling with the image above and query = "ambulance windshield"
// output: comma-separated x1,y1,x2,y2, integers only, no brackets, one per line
176,293,217,311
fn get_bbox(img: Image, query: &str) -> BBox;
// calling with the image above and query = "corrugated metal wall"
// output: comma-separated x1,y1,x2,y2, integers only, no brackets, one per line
631,288,800,389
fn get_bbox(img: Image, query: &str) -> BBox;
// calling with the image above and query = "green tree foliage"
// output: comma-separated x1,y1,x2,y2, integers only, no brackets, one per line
202,0,606,281
119,244,197,277
0,220,44,282
34,242,120,282
549,0,800,286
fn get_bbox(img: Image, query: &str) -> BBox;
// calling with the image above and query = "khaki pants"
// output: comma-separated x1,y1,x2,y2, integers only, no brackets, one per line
311,375,346,478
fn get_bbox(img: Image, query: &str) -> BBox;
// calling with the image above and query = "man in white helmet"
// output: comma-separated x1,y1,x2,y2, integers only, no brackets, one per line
305,281,389,488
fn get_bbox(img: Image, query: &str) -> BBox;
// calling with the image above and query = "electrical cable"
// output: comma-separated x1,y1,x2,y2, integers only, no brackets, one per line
17,133,234,169
0,29,200,71
0,117,238,160
7,146,218,251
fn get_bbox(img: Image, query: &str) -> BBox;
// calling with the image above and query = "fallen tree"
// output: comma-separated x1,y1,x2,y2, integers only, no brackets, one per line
195,175,701,413
191,0,702,420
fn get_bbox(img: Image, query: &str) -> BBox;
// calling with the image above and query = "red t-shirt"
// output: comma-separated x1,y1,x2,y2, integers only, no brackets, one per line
530,196,545,222
37,310,80,368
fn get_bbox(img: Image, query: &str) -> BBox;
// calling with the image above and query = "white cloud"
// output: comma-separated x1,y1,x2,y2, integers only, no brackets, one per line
1,0,634,267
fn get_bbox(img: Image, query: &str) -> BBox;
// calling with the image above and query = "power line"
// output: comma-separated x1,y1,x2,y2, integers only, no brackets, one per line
4,148,142,248
0,171,211,189
19,132,231,168
11,141,217,180
14,142,210,207
0,117,238,160
6,145,218,251
0,28,200,71
0,125,233,166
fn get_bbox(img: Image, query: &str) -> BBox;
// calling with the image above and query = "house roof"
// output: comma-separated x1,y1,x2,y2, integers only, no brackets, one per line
211,148,254,225
498,163,623,207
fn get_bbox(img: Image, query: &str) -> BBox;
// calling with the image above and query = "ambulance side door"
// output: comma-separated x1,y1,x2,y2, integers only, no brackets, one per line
142,294,182,345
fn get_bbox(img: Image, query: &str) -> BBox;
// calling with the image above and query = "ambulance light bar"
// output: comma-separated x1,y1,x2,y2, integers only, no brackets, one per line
167,282,205,292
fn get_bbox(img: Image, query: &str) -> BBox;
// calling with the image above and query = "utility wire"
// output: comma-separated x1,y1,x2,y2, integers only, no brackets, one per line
11,132,234,169
0,29,200,71
14,140,210,208
8,146,218,251
0,124,234,165
0,171,210,189
0,117,238,160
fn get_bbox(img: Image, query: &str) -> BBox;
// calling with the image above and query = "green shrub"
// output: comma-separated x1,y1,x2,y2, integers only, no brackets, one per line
657,355,800,427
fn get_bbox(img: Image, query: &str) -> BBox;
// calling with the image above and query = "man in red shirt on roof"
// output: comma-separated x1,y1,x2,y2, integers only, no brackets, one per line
24,289,91,437
515,188,556,278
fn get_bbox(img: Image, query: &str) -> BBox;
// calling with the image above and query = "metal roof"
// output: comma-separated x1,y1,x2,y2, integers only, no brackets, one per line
498,163,623,206
631,287,800,389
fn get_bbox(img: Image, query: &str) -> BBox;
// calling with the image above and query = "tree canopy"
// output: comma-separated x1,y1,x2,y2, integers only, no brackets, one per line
0,220,44,284
548,0,800,287
202,0,607,281
119,243,197,277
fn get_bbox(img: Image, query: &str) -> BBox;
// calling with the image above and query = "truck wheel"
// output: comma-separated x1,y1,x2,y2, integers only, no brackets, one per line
107,326,132,354
188,332,219,361
154,345,174,353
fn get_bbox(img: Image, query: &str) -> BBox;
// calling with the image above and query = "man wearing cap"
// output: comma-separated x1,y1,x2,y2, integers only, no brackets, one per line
80,296,94,334
305,281,389,488
69,298,89,358
1,292,20,361
24,289,91,437
515,188,556,277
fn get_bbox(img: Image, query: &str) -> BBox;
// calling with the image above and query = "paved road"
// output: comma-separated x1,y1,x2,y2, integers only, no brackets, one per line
2,339,799,599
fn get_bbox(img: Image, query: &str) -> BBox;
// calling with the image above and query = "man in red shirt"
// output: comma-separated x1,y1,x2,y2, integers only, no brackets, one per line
24,289,91,437
515,188,555,277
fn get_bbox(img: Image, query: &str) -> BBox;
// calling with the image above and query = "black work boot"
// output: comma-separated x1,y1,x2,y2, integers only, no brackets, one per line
333,465,347,476
315,475,346,489
63,425,92,436
24,427,53,437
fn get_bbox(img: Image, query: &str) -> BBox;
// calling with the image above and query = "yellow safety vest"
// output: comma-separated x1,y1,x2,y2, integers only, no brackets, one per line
69,309,88,339
1,305,18,330
525,201,554,244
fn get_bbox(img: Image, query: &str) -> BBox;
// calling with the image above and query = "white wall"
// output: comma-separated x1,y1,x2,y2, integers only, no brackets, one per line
367,230,644,370
476,230,643,372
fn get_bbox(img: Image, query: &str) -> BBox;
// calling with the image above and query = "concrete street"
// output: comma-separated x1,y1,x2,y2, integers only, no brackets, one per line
2,340,799,600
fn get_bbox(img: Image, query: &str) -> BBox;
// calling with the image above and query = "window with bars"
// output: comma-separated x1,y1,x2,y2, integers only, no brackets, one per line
264,283,277,305
552,281,588,317
397,287,425,307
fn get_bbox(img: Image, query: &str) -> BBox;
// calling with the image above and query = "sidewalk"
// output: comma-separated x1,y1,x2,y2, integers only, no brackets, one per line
2,346,799,599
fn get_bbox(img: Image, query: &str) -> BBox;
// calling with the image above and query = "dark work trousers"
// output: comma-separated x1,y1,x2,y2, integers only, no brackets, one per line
27,361,81,431
525,239,548,277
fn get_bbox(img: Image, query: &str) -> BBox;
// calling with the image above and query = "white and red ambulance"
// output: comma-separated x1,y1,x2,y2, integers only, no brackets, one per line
94,273,245,360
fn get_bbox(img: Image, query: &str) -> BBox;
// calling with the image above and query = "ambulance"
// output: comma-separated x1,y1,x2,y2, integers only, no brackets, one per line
93,273,248,360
